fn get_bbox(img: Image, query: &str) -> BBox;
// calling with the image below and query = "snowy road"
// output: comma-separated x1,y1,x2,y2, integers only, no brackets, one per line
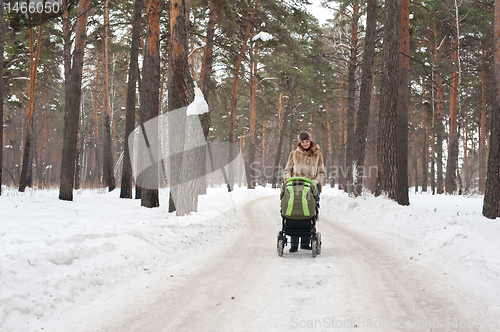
44,194,498,332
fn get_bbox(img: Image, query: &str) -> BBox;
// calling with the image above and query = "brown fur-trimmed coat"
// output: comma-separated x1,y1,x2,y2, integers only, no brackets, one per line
283,142,326,186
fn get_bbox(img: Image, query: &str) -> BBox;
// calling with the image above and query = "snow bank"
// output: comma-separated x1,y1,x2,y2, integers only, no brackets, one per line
320,188,500,294
0,186,271,331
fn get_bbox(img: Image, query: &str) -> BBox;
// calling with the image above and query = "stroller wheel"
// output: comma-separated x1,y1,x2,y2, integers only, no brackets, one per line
317,232,322,255
311,238,319,257
277,232,285,257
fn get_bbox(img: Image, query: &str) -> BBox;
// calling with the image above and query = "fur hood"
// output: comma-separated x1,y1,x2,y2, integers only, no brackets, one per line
283,141,326,186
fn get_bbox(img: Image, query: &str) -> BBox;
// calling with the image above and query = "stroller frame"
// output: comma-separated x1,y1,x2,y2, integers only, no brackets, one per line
277,177,322,257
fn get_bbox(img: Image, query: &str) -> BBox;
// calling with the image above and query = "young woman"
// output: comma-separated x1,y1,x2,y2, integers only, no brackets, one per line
283,131,326,252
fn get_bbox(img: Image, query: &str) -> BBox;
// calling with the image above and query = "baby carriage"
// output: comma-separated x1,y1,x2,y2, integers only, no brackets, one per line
277,177,322,257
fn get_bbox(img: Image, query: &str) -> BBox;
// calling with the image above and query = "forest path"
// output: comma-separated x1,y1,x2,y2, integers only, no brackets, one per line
46,195,492,331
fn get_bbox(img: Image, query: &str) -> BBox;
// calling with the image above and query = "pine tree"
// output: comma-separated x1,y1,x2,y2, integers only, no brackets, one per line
102,0,115,192
353,0,377,196
139,0,161,208
120,0,143,199
228,0,259,191
396,0,409,205
19,8,47,192
168,0,196,214
59,0,91,201
345,0,360,194
377,0,400,200
483,0,500,219
0,0,3,195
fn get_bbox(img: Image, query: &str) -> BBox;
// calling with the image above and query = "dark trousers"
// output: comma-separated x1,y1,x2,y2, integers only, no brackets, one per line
291,236,310,248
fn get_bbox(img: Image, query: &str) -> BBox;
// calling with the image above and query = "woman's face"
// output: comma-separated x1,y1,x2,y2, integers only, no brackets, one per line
300,139,311,150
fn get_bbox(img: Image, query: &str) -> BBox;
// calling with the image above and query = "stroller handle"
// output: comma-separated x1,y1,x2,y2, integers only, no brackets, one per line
284,177,315,186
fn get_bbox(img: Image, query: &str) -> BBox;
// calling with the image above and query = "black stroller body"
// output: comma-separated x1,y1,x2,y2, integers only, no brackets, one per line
277,177,322,257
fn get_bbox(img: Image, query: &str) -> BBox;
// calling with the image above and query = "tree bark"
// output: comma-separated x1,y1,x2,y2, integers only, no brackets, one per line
140,0,161,208
338,72,346,190
463,97,469,191
345,2,359,194
198,0,217,193
168,0,198,214
92,59,101,187
247,42,258,189
199,0,215,136
483,0,500,219
434,23,445,194
271,80,296,189
479,49,488,194
353,0,376,196
327,103,334,187
102,0,116,192
120,0,143,199
0,0,3,195
19,6,46,192
396,0,409,205
421,77,429,192
39,72,48,188
271,92,286,188
446,36,459,194
59,0,91,201
228,0,259,191
377,0,400,200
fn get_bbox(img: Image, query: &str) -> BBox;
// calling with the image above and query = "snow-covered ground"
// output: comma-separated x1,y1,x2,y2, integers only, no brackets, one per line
1,185,499,331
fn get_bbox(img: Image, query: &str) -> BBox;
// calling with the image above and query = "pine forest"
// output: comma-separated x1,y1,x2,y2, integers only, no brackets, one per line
0,0,499,219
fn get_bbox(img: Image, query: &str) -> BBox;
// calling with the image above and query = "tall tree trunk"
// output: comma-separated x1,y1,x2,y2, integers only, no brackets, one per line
120,0,143,199
228,0,259,191
479,49,488,194
463,97,469,191
20,7,46,192
434,24,445,194
199,0,215,136
345,1,359,194
0,0,3,195
140,0,161,208
59,0,91,201
327,103,334,187
93,59,101,187
338,72,346,190
247,42,258,189
197,0,221,193
102,0,116,192
39,72,48,188
483,0,500,219
446,36,459,194
431,120,436,194
396,0,409,205
421,77,429,192
364,83,378,194
377,0,400,200
353,0,376,196
414,134,419,192
168,0,198,214
74,113,85,190
261,121,267,185
435,75,444,195
271,86,295,188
